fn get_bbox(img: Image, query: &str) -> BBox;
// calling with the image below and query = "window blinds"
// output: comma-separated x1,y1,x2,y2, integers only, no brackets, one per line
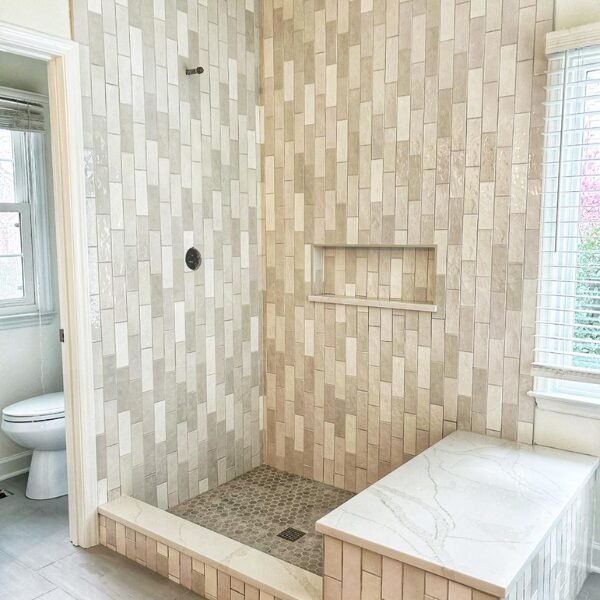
534,46,600,384
0,96,45,133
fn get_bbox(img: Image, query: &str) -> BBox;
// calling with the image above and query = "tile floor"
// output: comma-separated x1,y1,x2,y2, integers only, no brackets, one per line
0,475,201,599
578,573,600,599
169,465,354,575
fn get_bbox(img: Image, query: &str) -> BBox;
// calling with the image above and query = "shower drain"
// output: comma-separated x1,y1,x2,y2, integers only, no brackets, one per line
277,527,306,542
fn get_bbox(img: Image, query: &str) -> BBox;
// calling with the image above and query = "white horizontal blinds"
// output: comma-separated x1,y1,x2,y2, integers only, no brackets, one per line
535,46,600,383
0,96,45,133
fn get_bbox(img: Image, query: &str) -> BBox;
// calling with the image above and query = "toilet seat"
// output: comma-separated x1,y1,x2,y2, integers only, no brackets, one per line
2,391,65,423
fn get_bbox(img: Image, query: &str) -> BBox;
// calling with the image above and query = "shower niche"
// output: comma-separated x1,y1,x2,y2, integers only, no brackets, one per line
309,244,437,312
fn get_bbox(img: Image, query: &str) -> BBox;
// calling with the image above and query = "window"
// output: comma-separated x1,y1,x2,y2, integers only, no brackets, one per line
535,42,600,407
0,88,53,327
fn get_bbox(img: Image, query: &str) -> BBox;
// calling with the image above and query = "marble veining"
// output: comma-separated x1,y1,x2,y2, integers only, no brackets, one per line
99,496,322,600
316,431,598,597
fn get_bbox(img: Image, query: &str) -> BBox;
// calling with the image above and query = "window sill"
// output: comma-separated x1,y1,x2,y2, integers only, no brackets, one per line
0,311,57,330
529,390,600,420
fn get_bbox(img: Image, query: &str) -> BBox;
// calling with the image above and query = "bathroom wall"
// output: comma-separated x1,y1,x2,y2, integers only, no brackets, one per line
0,52,64,480
0,54,50,96
0,0,71,39
70,0,263,509
262,0,553,489
554,0,600,29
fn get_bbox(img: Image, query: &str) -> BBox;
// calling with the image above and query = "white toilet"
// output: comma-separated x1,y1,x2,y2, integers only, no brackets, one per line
1,391,67,500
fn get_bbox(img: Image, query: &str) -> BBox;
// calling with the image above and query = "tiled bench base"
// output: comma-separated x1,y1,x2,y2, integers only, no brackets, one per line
322,537,498,600
98,496,322,600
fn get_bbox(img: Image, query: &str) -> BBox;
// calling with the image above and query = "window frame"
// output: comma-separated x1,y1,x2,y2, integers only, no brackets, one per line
534,39,600,416
0,87,55,328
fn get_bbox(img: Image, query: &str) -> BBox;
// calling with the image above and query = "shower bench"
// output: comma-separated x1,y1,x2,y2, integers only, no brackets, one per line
316,431,598,600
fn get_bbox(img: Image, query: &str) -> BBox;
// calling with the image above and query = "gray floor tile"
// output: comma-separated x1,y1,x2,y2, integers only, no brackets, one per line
1,474,26,494
0,476,76,569
0,513,75,570
38,546,195,600
578,573,600,599
0,475,202,600
0,549,56,600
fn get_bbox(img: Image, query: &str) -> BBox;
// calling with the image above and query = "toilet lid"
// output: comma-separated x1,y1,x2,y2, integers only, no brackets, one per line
2,392,65,421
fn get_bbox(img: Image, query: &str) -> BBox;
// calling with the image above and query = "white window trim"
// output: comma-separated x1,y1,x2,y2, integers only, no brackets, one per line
0,86,55,329
534,23,600,419
529,390,600,420
546,22,600,55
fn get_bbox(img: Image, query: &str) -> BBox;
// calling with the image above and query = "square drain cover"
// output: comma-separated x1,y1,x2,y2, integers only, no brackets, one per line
277,527,305,542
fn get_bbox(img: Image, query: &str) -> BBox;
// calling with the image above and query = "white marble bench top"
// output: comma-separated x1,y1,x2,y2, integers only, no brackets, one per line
316,431,598,597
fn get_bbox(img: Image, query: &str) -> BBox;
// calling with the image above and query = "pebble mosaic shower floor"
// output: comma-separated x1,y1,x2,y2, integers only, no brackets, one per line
169,465,354,575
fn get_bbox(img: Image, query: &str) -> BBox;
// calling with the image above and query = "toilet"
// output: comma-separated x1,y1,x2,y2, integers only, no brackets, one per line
1,392,67,500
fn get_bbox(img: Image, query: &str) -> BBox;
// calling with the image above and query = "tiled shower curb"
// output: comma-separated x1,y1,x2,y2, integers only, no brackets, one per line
98,496,322,600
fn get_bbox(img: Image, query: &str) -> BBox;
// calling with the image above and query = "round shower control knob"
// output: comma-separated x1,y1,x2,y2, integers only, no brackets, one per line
185,247,202,271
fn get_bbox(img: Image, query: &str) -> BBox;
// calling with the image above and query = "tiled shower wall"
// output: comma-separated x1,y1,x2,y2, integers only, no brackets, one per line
262,0,553,490
71,0,263,508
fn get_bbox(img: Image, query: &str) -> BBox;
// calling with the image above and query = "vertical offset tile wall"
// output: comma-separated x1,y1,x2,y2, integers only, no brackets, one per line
262,0,554,490
71,0,263,508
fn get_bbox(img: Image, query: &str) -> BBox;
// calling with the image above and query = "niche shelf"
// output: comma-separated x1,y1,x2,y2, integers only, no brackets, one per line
309,244,437,313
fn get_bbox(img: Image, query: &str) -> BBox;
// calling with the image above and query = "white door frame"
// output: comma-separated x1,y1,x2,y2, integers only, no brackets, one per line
0,22,98,547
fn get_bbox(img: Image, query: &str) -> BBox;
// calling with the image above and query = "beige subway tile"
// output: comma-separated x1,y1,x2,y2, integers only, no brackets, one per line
425,572,449,600
115,522,126,555
362,550,382,576
448,581,473,600
205,565,218,600
217,571,230,600
403,564,425,599
325,576,342,600
180,553,192,589
324,536,343,580
361,570,382,600
342,542,362,600
168,547,180,582
381,557,403,599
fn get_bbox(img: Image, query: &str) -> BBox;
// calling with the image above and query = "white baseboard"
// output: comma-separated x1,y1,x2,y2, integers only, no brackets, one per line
0,450,32,482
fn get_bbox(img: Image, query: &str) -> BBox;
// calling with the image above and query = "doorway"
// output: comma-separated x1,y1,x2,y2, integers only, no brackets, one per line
0,21,97,547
